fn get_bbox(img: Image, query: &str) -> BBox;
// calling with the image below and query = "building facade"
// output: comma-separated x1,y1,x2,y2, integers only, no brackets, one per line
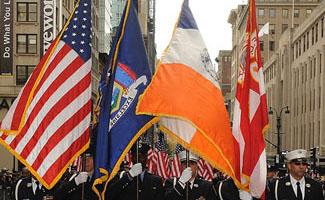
228,0,322,120
217,50,232,113
264,1,325,156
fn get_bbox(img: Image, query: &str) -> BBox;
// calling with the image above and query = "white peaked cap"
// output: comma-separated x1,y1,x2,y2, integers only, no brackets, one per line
179,150,199,162
285,149,308,161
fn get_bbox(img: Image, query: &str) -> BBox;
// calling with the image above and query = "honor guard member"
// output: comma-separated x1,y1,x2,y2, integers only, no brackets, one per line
267,149,324,200
165,150,216,200
15,175,56,200
54,149,98,200
106,143,164,200
213,177,240,200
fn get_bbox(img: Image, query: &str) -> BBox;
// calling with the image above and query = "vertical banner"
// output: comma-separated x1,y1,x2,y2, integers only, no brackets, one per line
40,0,56,56
0,0,13,75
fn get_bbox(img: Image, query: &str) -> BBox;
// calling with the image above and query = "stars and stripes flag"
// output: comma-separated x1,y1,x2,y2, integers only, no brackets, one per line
147,146,158,173
170,144,184,178
232,0,269,198
72,156,83,172
154,132,170,179
197,159,213,181
0,0,92,189
123,152,133,168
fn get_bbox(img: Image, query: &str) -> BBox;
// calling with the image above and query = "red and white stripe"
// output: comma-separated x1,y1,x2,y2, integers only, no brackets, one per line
198,159,213,181
123,152,133,168
72,156,82,172
170,154,181,178
0,39,91,189
147,147,158,173
156,150,170,179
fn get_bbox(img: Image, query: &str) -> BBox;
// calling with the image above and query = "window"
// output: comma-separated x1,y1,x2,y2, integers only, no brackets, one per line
17,34,37,54
260,41,264,51
269,41,275,51
16,65,35,85
306,9,312,17
258,9,264,17
311,27,315,45
258,24,264,32
303,35,306,52
307,32,309,49
269,8,276,18
321,17,324,38
282,9,288,18
320,53,322,73
294,9,299,18
282,24,288,33
270,24,275,34
17,2,37,22
298,39,301,56
315,23,318,42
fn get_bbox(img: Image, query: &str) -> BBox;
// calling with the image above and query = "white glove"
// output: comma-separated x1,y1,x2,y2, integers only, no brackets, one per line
74,172,89,186
179,167,192,185
128,163,142,177
239,190,253,200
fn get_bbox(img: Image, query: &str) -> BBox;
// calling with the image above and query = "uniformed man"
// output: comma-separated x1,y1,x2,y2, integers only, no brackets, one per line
165,150,216,200
105,143,164,200
213,177,240,200
15,175,55,200
54,150,98,200
267,149,324,200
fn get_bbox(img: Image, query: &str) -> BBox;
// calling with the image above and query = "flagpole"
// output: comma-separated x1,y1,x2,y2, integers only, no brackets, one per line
81,152,86,200
136,140,139,200
185,150,189,200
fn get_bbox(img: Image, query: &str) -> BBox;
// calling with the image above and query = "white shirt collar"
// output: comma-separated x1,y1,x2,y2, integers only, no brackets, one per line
290,174,305,199
31,178,42,194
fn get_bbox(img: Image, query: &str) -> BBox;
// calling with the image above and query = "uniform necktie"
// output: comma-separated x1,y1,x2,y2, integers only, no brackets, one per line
296,182,302,200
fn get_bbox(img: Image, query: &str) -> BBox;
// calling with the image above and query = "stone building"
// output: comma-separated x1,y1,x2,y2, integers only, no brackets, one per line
264,1,325,156
217,50,232,113
228,0,322,119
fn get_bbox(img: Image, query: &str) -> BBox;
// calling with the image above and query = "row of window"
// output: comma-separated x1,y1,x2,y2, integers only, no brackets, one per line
293,121,320,149
258,23,296,36
294,17,324,58
264,63,276,83
260,40,275,51
293,86,322,117
258,8,312,18
294,54,322,88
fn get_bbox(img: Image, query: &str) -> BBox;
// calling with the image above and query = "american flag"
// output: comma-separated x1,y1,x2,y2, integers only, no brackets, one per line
170,144,183,178
147,146,158,173
0,0,91,189
197,159,214,181
154,133,170,179
123,152,133,168
72,156,83,172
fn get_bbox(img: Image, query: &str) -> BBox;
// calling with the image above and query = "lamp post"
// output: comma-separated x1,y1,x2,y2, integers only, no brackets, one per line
268,106,290,155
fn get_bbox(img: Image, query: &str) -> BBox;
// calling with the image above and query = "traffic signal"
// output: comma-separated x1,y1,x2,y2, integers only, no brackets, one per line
310,147,317,160
310,147,317,170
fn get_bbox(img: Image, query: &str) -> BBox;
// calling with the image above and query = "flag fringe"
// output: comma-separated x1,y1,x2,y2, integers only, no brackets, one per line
0,135,90,189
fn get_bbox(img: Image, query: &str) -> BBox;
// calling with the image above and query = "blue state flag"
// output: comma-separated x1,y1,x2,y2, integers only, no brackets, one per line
92,0,157,198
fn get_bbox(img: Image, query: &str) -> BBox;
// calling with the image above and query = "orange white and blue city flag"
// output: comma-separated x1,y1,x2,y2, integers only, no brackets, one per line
137,0,241,187
0,0,92,189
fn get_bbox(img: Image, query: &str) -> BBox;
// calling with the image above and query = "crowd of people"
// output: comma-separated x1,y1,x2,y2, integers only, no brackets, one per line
1,146,324,200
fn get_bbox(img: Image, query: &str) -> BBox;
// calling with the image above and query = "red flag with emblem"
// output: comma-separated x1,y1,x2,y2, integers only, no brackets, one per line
232,0,269,198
